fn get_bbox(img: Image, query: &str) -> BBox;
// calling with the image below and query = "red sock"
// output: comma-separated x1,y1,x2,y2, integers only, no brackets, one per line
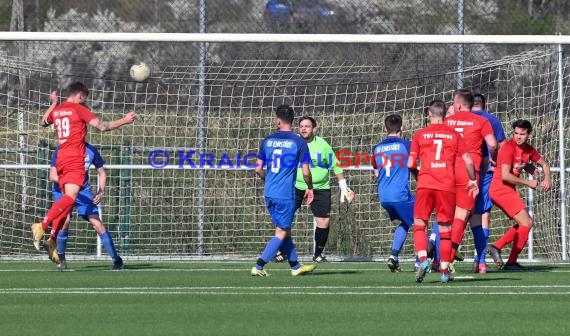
49,214,68,240
494,225,518,250
413,224,428,262
41,195,75,230
507,225,530,264
450,218,467,258
439,231,452,264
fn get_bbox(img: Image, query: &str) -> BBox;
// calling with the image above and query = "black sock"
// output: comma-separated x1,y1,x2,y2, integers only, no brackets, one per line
256,258,267,268
288,260,299,268
314,227,330,256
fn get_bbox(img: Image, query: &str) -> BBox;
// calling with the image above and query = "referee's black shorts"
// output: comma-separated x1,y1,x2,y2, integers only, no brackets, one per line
295,188,331,218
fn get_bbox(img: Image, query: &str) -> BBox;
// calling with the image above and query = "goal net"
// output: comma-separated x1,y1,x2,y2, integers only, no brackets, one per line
0,38,568,261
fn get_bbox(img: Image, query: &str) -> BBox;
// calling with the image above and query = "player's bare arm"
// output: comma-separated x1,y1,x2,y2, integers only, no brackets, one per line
406,153,417,170
302,164,314,205
255,159,265,181
93,167,107,205
484,133,498,163
536,158,552,191
462,152,479,198
49,166,58,183
89,111,137,132
501,163,538,189
40,91,59,127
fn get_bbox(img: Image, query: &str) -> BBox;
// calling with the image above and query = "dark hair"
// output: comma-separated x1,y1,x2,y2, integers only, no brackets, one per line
66,81,89,98
473,93,486,110
299,116,317,127
275,104,294,124
512,119,533,133
384,114,402,134
454,89,474,109
427,99,446,119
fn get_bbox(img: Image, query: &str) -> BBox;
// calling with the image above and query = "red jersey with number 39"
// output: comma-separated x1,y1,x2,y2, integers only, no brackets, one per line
46,102,96,160
410,124,467,192
445,111,493,171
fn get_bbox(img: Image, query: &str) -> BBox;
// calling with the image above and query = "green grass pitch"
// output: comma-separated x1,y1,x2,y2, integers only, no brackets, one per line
1,261,569,336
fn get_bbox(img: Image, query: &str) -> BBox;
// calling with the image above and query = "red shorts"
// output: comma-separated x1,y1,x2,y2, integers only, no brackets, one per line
414,188,456,224
490,185,525,219
455,171,479,210
56,157,85,191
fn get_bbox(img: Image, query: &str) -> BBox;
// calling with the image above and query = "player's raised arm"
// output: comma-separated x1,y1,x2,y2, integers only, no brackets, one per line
40,91,59,127
89,111,137,132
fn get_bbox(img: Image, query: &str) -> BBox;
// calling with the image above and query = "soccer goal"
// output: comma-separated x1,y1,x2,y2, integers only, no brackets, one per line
0,33,568,261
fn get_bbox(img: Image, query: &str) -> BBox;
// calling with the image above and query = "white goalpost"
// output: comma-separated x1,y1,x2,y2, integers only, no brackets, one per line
0,32,568,261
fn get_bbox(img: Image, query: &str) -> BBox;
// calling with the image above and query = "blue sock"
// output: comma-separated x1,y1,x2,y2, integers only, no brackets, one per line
99,230,119,262
258,236,283,269
280,236,300,270
433,222,440,262
56,230,68,255
391,223,410,258
481,228,490,263
471,225,486,264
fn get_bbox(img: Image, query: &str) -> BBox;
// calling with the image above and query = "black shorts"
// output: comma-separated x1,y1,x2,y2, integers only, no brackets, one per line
295,188,331,218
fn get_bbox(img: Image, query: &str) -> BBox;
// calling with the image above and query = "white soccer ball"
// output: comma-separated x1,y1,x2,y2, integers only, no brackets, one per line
130,62,151,82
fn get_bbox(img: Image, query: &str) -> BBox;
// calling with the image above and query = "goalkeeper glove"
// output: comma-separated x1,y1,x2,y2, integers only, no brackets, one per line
339,179,355,203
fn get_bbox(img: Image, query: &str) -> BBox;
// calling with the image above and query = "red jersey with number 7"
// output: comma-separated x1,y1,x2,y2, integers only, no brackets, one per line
46,102,96,160
410,124,468,192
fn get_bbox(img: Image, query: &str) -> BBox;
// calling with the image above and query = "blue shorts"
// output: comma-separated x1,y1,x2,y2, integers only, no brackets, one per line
474,172,493,214
381,198,415,225
53,189,99,217
265,197,296,229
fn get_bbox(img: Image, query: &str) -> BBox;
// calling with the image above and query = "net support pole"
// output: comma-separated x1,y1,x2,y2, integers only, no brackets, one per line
527,180,534,261
558,41,568,260
456,0,464,89
120,140,132,255
197,0,207,255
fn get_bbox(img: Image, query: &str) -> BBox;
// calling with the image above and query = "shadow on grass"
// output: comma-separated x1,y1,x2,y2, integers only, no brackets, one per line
80,263,165,271
516,265,559,272
425,276,521,284
307,270,359,276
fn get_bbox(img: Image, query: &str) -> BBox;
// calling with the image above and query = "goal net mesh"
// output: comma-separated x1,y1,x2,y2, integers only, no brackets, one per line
0,41,567,261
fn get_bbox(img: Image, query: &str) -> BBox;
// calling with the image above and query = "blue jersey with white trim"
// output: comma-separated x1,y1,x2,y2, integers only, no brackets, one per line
258,131,310,200
373,136,414,203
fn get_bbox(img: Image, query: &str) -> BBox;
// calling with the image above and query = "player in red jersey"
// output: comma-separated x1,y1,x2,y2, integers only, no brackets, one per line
445,89,497,270
408,99,478,283
487,119,551,271
31,82,136,263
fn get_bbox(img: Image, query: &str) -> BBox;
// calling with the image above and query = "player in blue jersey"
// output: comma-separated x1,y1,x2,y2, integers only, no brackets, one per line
251,104,317,276
373,114,415,272
469,94,506,273
49,143,123,270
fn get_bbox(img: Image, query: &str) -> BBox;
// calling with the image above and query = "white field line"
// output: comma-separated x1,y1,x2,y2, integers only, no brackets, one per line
1,289,570,296
3,285,570,291
0,268,569,273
